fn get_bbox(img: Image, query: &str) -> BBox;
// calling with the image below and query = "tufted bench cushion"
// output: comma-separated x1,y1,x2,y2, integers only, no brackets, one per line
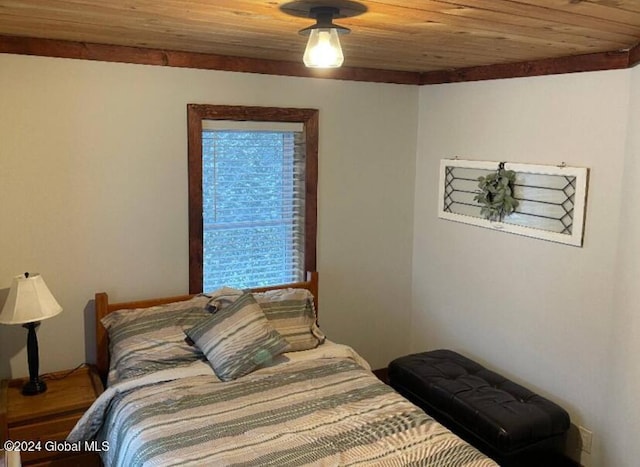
388,350,570,464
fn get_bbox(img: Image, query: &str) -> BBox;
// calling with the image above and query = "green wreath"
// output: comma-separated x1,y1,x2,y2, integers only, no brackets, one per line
474,162,519,222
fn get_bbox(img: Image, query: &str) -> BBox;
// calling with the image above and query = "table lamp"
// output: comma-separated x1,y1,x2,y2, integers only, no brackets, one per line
0,272,62,395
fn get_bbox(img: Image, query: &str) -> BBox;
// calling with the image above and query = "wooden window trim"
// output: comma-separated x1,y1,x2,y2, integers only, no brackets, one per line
187,104,318,294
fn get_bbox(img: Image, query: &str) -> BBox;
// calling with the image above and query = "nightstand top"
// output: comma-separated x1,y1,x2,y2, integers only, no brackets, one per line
4,365,102,426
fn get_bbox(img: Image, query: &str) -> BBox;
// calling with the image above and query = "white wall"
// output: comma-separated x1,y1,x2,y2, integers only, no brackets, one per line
412,70,632,466
602,65,640,466
0,53,419,377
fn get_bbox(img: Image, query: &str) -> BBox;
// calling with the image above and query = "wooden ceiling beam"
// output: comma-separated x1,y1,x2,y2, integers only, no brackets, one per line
420,49,631,84
629,42,640,67
0,35,421,85
1,35,638,87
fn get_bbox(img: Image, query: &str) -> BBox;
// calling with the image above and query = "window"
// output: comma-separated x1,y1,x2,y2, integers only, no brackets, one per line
200,124,302,291
187,105,318,294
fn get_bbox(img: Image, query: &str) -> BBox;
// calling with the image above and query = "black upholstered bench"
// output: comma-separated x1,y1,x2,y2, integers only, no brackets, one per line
389,350,570,466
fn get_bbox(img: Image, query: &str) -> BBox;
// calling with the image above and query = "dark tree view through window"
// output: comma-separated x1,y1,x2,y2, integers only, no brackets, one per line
202,130,304,291
188,105,318,295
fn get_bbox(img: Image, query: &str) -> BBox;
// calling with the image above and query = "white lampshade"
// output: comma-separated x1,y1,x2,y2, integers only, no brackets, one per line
0,273,62,325
303,28,344,68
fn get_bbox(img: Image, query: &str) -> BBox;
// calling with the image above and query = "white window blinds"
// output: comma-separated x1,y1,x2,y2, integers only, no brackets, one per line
201,125,306,292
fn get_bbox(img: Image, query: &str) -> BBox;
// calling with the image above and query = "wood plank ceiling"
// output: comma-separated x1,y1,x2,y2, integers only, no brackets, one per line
1,0,639,82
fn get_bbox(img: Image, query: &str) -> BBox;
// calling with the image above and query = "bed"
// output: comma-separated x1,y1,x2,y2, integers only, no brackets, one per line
69,273,497,466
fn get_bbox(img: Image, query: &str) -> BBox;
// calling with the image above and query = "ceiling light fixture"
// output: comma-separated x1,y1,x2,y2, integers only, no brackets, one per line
299,7,349,68
281,1,367,69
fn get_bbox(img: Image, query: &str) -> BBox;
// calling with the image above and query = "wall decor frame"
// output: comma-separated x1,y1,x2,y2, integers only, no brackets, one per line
438,159,589,246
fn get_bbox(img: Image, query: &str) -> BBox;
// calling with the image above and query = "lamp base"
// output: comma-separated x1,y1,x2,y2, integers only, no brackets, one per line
22,378,47,396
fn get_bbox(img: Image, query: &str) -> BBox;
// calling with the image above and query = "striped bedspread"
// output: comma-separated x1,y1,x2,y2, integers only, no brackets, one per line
70,358,497,466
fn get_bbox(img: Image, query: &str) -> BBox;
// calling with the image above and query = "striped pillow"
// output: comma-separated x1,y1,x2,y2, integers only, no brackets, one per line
102,295,212,385
185,293,290,381
253,289,325,351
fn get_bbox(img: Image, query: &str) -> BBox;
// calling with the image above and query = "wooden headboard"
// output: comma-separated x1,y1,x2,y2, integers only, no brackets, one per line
94,272,319,380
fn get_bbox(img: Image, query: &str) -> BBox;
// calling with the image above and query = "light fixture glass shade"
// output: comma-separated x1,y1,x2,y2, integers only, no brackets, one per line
303,28,344,68
0,273,62,325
